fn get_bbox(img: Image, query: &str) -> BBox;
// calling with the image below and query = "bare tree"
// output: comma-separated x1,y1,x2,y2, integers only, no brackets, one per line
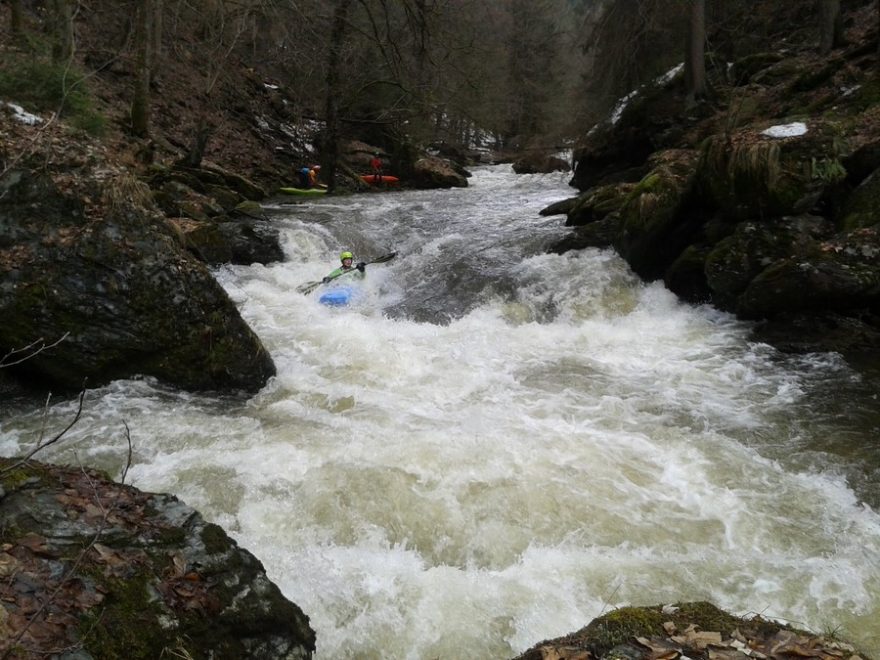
7,0,24,35
131,0,157,137
321,0,355,192
48,0,75,64
685,0,706,105
819,0,844,53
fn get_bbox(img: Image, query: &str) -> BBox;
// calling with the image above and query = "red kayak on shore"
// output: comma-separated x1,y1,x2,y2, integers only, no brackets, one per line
361,174,399,185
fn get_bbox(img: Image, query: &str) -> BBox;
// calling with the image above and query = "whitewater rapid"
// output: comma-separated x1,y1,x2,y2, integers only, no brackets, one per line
2,166,879,658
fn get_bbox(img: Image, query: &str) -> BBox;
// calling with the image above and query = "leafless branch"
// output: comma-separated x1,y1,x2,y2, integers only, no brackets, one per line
0,333,70,369
0,385,87,477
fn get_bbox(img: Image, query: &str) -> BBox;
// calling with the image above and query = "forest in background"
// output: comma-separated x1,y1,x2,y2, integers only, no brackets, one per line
1,0,873,184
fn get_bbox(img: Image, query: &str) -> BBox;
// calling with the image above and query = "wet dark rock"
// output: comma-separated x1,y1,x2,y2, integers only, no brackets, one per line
513,602,866,660
0,458,315,659
512,153,570,174
0,169,275,393
412,155,469,189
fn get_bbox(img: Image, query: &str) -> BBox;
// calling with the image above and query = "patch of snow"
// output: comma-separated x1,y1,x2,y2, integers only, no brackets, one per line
761,122,808,138
841,85,861,97
656,62,684,85
263,83,279,90
610,89,639,125
609,62,683,126
4,102,43,125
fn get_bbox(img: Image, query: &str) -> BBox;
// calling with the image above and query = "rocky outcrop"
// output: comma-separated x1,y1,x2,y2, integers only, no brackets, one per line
512,153,571,174
0,458,315,659
412,155,469,189
0,167,276,393
552,17,880,359
148,165,283,266
514,602,865,660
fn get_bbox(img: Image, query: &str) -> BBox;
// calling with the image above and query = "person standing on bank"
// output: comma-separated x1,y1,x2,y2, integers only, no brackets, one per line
322,251,366,284
369,153,383,185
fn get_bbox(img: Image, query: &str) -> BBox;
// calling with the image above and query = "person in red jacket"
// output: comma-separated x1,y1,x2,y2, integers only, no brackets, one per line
369,154,383,184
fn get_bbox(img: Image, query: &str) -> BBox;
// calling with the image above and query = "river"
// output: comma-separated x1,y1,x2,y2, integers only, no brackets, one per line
2,165,879,658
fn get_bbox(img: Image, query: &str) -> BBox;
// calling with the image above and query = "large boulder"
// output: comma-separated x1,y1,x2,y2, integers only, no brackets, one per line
513,602,865,660
698,120,848,221
612,149,701,279
0,458,315,659
737,224,880,319
838,168,880,231
565,183,634,227
512,153,570,174
704,214,835,310
0,169,275,393
412,156,469,189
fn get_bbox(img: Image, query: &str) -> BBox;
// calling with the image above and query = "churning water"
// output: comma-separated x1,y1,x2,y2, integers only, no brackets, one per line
2,166,879,658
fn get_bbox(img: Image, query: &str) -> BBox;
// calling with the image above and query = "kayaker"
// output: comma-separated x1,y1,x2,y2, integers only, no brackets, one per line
309,165,321,187
322,251,366,283
298,166,311,189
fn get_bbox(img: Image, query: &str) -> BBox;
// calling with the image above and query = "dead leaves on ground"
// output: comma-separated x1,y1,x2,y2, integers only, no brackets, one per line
538,618,864,660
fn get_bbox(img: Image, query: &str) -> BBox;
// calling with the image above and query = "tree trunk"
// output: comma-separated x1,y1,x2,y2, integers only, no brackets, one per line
131,0,155,137
819,0,844,53
321,0,354,194
49,0,74,63
9,0,24,35
179,118,214,169
684,0,706,105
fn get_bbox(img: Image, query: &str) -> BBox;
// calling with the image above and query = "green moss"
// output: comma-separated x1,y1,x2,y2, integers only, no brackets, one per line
201,523,233,555
0,52,106,136
78,574,185,659
584,602,754,657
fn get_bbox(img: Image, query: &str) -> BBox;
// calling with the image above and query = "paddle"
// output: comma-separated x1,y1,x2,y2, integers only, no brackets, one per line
297,252,398,295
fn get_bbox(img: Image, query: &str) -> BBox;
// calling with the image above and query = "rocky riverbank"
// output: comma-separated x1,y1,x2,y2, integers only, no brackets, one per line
547,4,880,368
0,457,315,659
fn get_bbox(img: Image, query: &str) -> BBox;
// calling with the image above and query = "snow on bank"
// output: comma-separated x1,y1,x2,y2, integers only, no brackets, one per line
4,102,43,125
761,122,808,138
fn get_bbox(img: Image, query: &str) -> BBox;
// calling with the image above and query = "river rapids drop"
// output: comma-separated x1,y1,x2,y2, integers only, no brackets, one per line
2,166,879,658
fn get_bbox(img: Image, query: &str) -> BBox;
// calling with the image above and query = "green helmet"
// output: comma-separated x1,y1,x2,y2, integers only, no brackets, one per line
340,251,354,261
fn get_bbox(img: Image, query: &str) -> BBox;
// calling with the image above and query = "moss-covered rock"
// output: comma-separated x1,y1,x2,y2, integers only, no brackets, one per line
698,120,849,221
704,214,834,310
838,169,880,231
0,458,315,659
566,183,634,227
738,224,880,318
0,169,276,393
612,149,701,279
513,602,865,660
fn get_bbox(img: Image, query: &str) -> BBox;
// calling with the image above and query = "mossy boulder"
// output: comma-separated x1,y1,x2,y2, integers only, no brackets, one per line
512,153,570,174
697,120,849,221
738,224,880,318
665,244,713,304
514,602,865,660
548,216,619,254
0,459,315,659
566,183,634,227
173,216,284,266
0,169,275,393
838,169,880,231
704,214,834,310
612,149,701,279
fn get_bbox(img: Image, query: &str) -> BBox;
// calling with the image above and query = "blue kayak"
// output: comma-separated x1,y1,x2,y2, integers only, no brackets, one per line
318,285,357,307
